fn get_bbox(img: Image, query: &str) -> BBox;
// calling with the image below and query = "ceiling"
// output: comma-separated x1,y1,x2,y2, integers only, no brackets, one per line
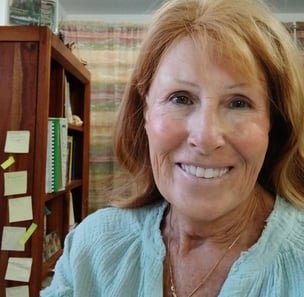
59,0,304,15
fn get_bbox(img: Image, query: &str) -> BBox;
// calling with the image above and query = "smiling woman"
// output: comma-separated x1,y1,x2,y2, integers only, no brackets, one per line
144,38,270,222
41,0,304,296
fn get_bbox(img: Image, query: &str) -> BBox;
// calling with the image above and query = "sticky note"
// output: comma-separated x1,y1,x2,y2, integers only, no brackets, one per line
1,156,15,170
4,170,27,196
6,286,29,297
1,227,26,251
4,130,30,153
5,257,32,282
19,223,38,246
9,196,33,223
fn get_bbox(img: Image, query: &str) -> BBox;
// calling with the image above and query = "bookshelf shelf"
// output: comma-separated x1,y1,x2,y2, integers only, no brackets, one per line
68,124,84,132
0,26,90,297
45,190,66,202
67,179,83,190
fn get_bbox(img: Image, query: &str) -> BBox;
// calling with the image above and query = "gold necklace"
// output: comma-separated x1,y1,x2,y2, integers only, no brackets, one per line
167,213,241,297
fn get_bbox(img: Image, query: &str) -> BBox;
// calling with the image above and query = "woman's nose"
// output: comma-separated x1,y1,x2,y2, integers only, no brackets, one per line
187,106,225,154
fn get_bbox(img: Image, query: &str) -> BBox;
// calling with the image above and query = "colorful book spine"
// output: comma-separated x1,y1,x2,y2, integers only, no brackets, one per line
45,120,55,193
45,117,68,193
59,117,68,189
51,118,62,192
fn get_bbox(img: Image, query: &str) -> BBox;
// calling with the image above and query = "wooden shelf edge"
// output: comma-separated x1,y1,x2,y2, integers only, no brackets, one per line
45,180,82,202
68,123,84,132
67,179,83,190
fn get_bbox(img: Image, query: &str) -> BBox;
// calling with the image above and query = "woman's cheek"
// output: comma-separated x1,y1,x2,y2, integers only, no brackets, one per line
146,109,187,152
233,122,269,167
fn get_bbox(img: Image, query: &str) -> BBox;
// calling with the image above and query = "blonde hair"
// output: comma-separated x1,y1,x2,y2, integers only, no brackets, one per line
113,0,304,208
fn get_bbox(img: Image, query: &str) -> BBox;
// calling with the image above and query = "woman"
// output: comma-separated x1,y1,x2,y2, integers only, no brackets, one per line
41,0,304,296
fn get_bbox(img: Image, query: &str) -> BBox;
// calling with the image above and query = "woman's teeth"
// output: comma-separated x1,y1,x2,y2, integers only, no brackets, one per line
180,164,229,178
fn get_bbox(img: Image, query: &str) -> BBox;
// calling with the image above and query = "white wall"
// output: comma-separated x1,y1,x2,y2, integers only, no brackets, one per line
275,13,304,22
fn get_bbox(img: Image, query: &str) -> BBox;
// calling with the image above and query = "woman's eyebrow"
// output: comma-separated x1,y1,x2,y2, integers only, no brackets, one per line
225,82,247,90
173,78,200,89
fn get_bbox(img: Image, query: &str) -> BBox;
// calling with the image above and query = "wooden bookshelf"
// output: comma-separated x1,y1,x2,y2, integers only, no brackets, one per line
0,26,90,297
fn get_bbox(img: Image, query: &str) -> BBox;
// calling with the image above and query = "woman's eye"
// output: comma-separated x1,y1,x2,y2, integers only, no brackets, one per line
170,94,193,105
229,97,251,109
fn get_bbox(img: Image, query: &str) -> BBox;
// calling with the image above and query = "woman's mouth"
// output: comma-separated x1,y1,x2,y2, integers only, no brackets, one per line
179,164,231,179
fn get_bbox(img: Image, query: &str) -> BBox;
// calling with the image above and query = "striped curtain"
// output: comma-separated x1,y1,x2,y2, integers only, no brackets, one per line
59,21,147,212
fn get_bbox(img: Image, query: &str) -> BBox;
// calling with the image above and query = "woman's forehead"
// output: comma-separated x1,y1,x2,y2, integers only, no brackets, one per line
154,36,264,84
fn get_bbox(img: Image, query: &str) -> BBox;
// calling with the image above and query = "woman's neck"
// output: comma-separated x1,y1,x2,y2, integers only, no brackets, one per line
163,186,274,255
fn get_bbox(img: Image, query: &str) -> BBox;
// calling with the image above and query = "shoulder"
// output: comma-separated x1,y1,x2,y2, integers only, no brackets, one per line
46,201,168,296
230,195,304,272
271,195,304,252
80,200,167,232
222,196,304,296
65,200,168,252
255,195,304,260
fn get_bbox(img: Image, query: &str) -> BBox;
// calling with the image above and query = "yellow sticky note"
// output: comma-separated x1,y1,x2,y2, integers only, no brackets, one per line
19,223,37,246
1,156,15,170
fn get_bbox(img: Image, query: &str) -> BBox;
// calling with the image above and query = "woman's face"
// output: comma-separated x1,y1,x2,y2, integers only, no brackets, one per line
144,37,270,221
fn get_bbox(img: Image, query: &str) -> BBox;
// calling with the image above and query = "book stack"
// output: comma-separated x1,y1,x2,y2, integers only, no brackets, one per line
45,117,68,193
40,0,58,33
296,22,304,50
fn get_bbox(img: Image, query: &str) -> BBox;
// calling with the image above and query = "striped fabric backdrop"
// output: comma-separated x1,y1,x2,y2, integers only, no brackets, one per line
60,21,147,212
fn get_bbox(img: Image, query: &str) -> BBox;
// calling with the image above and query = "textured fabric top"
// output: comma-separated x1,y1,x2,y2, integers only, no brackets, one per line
41,195,304,297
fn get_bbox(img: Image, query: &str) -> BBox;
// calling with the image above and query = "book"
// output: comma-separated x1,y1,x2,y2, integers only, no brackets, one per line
43,206,52,236
45,117,68,193
59,118,68,189
64,76,73,124
69,191,77,231
45,120,55,193
67,135,74,182
71,136,82,179
51,118,61,192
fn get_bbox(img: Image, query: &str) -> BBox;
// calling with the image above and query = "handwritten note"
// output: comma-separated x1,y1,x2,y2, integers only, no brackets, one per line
5,257,32,282
4,170,27,196
1,227,26,251
9,196,33,223
4,130,30,153
6,286,29,297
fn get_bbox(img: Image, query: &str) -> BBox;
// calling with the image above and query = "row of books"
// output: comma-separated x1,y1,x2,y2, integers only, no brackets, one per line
9,0,58,33
68,134,82,181
295,22,304,49
284,22,304,49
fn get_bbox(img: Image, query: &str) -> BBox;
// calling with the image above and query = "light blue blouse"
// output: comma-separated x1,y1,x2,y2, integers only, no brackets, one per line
41,196,304,297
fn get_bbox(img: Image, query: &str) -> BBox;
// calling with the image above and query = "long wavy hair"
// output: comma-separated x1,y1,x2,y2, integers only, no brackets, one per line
112,0,304,209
